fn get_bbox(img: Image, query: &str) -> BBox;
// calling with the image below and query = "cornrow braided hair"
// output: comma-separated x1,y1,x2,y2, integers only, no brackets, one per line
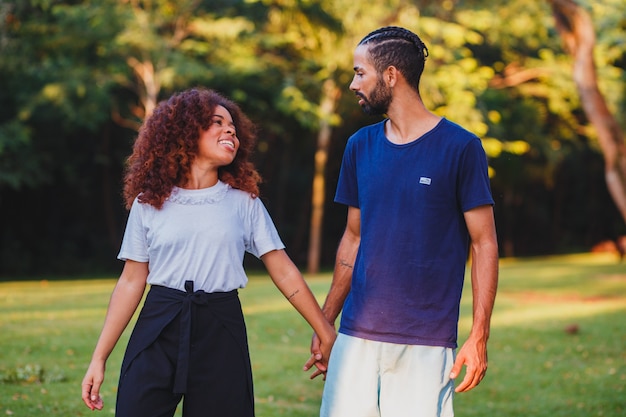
358,26,429,94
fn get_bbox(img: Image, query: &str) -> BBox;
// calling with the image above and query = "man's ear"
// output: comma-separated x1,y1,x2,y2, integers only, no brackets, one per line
385,66,399,87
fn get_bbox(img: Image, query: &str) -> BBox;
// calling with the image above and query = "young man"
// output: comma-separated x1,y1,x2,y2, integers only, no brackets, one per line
305,26,499,417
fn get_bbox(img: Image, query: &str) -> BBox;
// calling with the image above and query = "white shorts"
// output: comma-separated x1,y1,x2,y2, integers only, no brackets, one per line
320,333,455,417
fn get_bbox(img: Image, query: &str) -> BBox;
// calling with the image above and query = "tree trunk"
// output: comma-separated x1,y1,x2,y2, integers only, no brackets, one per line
549,0,626,223
127,56,160,119
307,78,341,274
111,56,160,130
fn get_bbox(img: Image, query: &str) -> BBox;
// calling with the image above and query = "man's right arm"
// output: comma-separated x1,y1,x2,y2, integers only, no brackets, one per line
322,206,361,324
305,206,360,379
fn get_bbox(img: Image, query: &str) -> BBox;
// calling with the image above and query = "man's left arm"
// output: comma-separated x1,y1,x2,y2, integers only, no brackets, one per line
450,204,499,393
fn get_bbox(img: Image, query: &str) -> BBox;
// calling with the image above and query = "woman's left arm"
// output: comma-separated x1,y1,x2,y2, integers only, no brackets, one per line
261,249,337,371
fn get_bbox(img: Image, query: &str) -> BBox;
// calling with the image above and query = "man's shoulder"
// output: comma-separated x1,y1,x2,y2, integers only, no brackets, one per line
437,118,478,141
345,120,386,149
351,119,386,137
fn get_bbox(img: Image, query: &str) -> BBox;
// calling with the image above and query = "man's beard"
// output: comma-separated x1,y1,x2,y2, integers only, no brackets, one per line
358,77,392,116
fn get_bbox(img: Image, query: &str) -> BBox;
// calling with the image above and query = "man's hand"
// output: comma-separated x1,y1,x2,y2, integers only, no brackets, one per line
449,336,488,392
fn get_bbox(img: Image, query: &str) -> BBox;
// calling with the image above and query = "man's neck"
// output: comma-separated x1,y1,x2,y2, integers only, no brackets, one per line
384,100,441,144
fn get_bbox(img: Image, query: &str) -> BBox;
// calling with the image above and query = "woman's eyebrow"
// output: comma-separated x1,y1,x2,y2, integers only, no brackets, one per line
210,114,236,130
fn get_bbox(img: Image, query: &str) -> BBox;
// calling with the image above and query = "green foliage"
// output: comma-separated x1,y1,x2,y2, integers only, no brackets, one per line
0,0,625,274
0,121,48,189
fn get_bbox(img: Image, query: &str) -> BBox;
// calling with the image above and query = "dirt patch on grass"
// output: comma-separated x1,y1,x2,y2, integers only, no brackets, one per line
595,273,626,281
511,292,624,304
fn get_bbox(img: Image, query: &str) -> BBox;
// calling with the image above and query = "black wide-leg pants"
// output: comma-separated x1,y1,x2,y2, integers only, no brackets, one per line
115,281,254,417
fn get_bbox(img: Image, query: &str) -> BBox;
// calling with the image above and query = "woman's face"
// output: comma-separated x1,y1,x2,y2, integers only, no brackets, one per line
196,105,240,168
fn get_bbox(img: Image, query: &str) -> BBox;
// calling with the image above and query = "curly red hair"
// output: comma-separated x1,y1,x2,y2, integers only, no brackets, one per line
123,88,262,209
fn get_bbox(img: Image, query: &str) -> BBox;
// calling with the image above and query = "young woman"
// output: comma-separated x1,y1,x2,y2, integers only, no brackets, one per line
81,87,336,417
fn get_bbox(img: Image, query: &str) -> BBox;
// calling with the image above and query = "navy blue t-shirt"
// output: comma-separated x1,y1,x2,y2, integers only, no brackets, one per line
334,118,494,348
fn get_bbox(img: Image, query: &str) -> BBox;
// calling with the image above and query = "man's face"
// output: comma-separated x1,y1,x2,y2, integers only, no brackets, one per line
349,45,392,116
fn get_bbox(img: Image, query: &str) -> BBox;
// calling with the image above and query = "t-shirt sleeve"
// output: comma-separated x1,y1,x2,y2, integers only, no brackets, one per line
245,197,285,258
117,198,150,262
334,135,359,208
458,137,495,212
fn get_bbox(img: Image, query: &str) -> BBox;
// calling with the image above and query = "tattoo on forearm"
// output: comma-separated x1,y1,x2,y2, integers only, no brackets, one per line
338,259,353,269
287,289,300,300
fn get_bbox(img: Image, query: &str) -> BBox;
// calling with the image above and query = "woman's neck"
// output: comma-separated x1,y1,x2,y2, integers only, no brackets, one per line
181,168,219,189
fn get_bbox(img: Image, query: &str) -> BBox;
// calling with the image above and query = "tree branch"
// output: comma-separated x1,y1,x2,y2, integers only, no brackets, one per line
548,0,626,222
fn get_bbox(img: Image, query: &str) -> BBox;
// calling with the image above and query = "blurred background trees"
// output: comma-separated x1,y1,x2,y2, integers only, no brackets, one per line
0,0,624,276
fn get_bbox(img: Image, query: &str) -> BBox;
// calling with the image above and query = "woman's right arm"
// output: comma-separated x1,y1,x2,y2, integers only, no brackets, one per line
81,260,149,411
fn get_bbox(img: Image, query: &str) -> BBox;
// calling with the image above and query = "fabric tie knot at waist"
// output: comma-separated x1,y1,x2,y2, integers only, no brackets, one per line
173,280,236,394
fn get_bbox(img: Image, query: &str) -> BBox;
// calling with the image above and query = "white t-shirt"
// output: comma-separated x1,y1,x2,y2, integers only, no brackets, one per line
118,180,285,292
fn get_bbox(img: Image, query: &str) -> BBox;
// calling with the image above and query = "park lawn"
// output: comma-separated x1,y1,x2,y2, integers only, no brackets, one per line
0,252,625,416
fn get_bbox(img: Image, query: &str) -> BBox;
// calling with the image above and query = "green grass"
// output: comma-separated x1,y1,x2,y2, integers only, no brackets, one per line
1,253,625,416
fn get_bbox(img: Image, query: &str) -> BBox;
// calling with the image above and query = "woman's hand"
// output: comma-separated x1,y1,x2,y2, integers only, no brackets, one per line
304,327,336,380
81,359,105,410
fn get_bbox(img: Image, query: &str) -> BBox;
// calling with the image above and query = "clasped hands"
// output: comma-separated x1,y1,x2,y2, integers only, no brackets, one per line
303,331,335,380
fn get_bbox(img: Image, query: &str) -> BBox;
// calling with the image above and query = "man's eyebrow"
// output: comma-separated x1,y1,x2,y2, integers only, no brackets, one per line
353,66,363,72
